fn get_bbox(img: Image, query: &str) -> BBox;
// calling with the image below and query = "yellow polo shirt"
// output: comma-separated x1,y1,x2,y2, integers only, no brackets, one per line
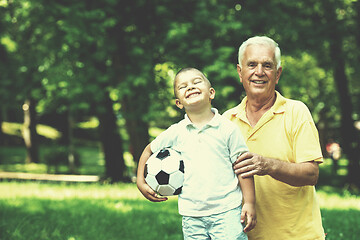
224,91,325,240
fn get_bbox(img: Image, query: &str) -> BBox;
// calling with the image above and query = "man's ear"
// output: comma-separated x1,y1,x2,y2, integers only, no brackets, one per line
275,66,282,84
209,88,215,100
237,64,243,83
175,99,184,109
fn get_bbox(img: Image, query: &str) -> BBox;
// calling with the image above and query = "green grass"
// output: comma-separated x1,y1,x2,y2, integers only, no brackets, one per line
2,122,61,140
0,182,359,240
0,182,182,240
0,145,136,177
317,186,360,239
1,123,359,239
0,146,103,175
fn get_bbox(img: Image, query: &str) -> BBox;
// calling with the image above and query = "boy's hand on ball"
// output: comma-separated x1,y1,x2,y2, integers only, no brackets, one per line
138,181,168,202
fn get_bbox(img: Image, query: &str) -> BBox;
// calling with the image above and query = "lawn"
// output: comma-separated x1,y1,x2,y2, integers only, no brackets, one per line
0,182,181,240
0,182,359,240
0,127,359,239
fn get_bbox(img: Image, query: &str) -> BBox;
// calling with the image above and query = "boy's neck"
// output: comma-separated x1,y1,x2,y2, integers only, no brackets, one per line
186,107,215,128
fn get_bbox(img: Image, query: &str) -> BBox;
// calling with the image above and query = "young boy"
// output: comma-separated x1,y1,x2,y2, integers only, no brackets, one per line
137,68,256,239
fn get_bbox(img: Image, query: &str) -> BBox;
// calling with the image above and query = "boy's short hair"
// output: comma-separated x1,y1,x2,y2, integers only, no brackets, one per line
173,68,211,98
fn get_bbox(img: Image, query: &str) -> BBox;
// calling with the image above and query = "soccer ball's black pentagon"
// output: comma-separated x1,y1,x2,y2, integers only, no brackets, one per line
156,149,170,160
179,160,185,173
144,164,148,178
156,170,170,184
174,187,182,195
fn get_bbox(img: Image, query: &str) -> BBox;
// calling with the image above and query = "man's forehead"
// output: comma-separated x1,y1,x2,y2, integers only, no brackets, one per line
246,56,275,63
244,45,275,62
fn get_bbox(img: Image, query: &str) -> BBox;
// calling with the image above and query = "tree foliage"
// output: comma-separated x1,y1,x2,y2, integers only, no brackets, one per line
0,0,359,186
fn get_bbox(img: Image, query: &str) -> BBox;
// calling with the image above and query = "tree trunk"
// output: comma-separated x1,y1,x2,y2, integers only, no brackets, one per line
0,107,4,146
125,116,150,164
97,92,127,182
325,2,360,188
355,0,360,62
122,91,150,165
23,98,39,163
67,111,77,174
109,24,150,167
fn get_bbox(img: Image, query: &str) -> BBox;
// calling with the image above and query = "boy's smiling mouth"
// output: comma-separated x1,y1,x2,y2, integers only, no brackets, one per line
186,91,201,99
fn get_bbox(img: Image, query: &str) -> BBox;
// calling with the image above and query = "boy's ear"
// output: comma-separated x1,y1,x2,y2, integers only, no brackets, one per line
209,88,215,100
175,99,184,109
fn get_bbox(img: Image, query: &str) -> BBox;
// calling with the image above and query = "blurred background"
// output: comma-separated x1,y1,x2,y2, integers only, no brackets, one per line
0,0,359,188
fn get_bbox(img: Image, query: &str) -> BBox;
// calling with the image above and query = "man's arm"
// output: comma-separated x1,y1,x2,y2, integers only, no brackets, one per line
234,152,319,186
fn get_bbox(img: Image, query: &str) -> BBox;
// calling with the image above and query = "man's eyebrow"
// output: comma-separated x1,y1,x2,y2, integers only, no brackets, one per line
263,61,274,65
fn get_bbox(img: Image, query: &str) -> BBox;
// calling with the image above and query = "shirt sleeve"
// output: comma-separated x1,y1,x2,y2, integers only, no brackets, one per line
150,124,179,153
292,103,323,163
227,124,249,164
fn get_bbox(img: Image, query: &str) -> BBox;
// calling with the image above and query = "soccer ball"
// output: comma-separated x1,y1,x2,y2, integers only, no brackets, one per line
144,148,184,196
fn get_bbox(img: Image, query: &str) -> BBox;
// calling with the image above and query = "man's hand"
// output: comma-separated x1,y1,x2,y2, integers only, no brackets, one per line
234,152,320,186
233,152,271,178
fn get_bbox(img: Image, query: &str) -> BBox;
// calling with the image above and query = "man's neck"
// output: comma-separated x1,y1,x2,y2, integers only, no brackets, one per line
246,93,276,127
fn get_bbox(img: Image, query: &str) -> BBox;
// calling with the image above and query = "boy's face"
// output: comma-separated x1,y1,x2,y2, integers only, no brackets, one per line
174,70,215,110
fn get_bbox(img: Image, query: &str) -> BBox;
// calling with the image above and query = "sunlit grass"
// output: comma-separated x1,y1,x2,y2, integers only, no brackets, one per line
0,146,106,175
0,144,137,177
0,182,181,240
1,122,22,137
0,182,359,240
1,122,61,140
76,117,99,129
317,186,360,210
0,182,143,200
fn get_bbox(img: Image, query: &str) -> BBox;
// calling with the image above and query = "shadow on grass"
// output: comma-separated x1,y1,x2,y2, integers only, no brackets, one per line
0,198,182,240
321,208,360,240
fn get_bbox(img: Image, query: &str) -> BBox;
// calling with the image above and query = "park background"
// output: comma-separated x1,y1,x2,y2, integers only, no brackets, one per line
0,0,359,239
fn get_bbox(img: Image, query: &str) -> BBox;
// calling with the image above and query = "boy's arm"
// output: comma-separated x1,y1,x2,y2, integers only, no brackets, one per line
137,143,168,202
238,173,257,232
226,125,256,231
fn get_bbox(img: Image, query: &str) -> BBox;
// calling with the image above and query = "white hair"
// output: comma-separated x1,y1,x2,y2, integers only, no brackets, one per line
238,36,281,70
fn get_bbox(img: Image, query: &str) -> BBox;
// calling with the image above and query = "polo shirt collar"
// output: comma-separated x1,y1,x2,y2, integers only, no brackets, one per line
272,91,286,114
183,108,220,129
230,91,286,121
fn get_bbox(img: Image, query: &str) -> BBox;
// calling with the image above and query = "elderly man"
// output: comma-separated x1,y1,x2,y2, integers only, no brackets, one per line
224,36,325,240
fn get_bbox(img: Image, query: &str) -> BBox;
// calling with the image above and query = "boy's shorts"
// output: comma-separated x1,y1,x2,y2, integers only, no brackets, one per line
182,206,248,240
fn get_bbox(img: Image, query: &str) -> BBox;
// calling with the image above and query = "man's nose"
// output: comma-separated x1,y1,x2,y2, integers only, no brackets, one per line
255,64,264,75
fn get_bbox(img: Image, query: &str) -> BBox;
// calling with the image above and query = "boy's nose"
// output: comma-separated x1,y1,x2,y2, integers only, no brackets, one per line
187,85,196,90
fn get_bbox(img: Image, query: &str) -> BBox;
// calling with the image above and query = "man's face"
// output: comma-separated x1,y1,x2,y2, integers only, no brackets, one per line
238,44,282,99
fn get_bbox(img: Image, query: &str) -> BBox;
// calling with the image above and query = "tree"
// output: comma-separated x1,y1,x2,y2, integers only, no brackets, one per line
236,0,360,188
5,0,52,163
321,0,360,188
